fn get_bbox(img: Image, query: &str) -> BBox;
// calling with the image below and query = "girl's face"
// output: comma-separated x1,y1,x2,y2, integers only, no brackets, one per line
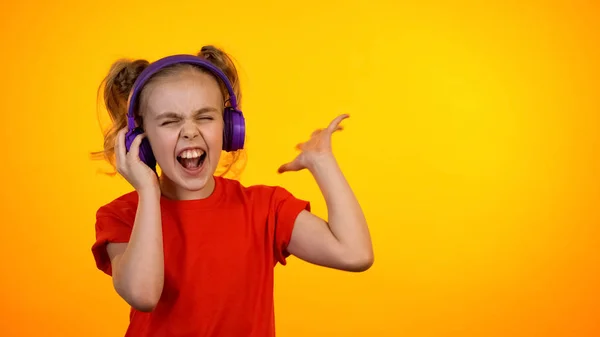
140,68,224,200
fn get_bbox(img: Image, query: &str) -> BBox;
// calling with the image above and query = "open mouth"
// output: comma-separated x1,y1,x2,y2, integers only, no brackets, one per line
176,148,207,171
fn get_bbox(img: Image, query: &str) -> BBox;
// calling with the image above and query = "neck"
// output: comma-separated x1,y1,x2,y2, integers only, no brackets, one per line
159,174,216,200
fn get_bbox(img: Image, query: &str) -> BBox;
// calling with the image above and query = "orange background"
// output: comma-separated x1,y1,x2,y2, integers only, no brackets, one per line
1,0,599,336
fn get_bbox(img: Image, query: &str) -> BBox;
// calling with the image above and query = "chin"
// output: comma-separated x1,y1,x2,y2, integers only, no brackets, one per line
178,174,212,191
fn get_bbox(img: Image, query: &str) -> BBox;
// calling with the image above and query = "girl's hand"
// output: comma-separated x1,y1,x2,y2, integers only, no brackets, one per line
278,114,349,174
115,128,160,196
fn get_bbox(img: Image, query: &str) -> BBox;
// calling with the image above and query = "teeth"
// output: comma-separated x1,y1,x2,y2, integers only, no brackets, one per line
179,149,204,159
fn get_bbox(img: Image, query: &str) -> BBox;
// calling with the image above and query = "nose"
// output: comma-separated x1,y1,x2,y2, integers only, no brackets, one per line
180,122,200,140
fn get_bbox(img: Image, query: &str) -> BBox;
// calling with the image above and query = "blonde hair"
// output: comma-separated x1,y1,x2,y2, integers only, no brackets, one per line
91,45,246,179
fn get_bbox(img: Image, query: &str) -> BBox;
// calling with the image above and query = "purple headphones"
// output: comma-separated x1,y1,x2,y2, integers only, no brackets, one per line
125,54,245,170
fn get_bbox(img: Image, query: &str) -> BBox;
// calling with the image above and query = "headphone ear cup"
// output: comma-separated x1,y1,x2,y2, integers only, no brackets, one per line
138,137,157,170
223,107,245,152
125,128,157,171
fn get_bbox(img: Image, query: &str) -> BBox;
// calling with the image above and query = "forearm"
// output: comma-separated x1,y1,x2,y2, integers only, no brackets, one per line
114,190,164,310
309,154,373,264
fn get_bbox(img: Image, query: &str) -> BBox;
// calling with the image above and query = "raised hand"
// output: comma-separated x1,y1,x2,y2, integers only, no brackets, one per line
277,114,349,174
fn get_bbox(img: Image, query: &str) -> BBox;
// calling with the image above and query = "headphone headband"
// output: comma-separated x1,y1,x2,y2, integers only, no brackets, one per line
126,54,239,128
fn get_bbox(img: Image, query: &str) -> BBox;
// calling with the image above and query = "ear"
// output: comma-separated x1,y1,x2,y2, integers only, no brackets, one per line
224,97,233,109
134,115,144,130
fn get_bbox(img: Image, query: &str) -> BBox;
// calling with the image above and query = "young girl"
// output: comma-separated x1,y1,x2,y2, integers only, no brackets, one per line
91,45,373,336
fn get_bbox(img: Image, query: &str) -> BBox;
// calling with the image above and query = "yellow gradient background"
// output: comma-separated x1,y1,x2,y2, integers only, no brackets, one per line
1,0,598,336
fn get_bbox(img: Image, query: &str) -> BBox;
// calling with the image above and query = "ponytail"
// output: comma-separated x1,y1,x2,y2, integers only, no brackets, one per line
91,59,149,171
198,45,242,109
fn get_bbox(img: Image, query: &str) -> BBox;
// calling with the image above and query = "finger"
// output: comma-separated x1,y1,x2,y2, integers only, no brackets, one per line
277,161,302,174
295,143,304,151
115,128,128,171
128,133,146,162
326,114,350,133
311,129,323,138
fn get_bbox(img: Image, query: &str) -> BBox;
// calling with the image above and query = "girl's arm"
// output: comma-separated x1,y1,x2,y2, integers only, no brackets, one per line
278,114,374,272
105,129,165,312
107,190,164,312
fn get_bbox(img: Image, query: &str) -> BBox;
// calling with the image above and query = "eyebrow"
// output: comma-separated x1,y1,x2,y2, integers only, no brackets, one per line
154,107,219,120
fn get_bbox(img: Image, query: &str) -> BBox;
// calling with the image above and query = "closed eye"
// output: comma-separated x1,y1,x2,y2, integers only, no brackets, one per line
161,120,178,126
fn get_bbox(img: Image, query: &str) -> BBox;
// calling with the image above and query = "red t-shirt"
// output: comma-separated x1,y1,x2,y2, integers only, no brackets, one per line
91,176,310,337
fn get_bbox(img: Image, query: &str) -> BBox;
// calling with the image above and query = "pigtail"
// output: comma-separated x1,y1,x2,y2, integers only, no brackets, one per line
198,45,242,109
91,59,149,172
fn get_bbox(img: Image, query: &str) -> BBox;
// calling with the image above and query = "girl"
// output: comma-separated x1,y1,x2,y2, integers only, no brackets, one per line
91,45,373,336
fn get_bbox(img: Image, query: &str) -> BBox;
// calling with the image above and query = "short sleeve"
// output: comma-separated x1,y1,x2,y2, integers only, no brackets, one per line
91,205,134,276
271,187,311,265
